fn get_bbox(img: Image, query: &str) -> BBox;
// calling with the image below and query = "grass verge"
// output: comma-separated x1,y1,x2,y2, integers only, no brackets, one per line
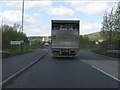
92,49,120,59
2,44,46,59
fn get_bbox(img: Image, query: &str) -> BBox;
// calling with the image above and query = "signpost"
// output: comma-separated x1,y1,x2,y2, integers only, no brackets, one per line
10,41,24,51
10,41,24,45
10,41,21,45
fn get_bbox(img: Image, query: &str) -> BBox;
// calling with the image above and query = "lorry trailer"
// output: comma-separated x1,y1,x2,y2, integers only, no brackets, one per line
51,20,80,57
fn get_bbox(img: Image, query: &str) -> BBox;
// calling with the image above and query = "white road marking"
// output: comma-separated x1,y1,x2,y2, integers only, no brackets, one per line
91,65,120,82
80,59,120,82
81,60,86,63
0,51,48,86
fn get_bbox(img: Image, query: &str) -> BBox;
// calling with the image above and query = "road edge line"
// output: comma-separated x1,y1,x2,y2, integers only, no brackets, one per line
91,65,120,82
0,50,48,86
80,59,120,82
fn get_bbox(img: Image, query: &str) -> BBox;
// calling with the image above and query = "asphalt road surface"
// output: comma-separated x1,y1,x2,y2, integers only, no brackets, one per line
78,50,119,80
2,49,47,82
3,47,119,88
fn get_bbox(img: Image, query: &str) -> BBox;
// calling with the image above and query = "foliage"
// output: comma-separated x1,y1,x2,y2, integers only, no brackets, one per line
84,32,103,42
1,24,29,50
79,35,95,49
30,38,42,44
30,44,45,49
0,30,2,49
101,1,120,42
101,1,120,51
80,35,94,44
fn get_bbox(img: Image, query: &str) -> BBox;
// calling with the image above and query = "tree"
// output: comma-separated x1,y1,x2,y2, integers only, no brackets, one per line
101,1,120,41
113,1,120,41
1,24,29,50
101,1,120,50
80,35,94,44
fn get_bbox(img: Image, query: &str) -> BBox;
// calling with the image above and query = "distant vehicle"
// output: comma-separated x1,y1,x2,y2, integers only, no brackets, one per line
44,42,49,46
51,20,80,57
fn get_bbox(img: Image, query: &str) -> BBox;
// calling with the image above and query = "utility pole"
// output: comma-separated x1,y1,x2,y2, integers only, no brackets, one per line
21,0,24,53
22,0,24,33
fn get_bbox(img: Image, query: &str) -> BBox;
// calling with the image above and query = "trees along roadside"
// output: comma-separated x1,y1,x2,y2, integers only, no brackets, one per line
101,1,120,51
96,1,120,58
1,24,29,58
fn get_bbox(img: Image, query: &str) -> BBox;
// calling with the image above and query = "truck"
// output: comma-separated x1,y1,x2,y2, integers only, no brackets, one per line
51,20,80,57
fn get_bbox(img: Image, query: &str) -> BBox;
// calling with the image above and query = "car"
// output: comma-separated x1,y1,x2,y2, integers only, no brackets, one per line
44,42,49,46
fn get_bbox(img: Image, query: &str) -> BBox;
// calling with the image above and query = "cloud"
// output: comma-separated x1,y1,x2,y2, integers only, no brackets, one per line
0,10,102,36
2,0,22,9
3,0,74,16
1,10,21,25
43,5,74,15
1,10,50,36
3,0,52,9
1,0,115,36
80,21,102,35
1,10,37,26
25,0,52,9
68,1,108,15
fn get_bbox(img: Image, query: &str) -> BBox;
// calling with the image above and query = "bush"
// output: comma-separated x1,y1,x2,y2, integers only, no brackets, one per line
1,24,29,50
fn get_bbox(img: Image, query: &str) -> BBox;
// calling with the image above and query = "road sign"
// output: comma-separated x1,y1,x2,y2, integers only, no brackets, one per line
10,41,21,45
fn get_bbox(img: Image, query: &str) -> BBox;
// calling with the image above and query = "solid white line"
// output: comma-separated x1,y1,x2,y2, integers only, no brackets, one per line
0,51,48,86
80,59,120,82
91,65,120,82
81,60,86,63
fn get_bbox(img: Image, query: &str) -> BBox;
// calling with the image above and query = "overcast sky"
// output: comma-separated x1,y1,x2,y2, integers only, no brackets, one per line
0,0,119,36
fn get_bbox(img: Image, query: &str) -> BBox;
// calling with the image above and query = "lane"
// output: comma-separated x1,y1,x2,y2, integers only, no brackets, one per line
78,50,119,79
2,49,47,81
3,49,118,88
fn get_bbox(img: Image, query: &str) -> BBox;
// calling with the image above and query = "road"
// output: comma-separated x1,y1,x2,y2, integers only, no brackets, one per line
79,50,119,80
2,47,119,88
2,49,47,82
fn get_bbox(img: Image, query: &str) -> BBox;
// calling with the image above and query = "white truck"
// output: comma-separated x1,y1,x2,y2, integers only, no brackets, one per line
51,20,80,57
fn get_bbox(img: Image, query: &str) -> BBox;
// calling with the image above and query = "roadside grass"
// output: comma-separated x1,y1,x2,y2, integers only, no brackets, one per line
91,49,103,55
10,49,33,56
2,44,46,59
91,49,120,59
30,44,45,50
80,44,119,59
80,44,97,50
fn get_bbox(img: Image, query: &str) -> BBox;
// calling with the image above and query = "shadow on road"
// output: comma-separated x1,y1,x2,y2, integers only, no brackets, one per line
52,57,79,61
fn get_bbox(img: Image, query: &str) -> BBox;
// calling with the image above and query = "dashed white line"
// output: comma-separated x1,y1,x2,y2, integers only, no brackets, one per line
80,59,120,82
